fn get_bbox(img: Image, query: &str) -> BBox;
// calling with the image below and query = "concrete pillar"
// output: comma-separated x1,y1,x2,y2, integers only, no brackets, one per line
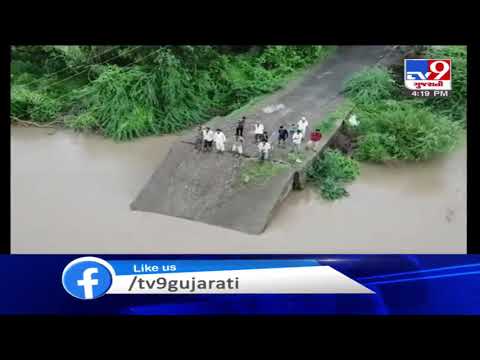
293,171,306,191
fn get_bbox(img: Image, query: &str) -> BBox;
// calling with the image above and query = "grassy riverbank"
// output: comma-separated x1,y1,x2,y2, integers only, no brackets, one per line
11,46,336,141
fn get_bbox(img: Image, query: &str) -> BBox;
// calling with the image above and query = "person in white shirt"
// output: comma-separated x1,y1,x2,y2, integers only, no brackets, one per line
232,135,244,156
254,121,265,143
297,116,309,141
203,127,215,152
258,140,272,161
348,114,359,127
292,129,303,153
213,128,226,153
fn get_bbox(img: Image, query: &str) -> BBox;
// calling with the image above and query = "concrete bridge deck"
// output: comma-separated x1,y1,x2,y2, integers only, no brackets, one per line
131,46,404,234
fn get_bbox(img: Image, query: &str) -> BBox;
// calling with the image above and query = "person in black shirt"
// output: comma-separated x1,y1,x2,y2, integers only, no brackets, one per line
262,131,269,143
278,125,289,147
195,126,205,152
236,116,246,137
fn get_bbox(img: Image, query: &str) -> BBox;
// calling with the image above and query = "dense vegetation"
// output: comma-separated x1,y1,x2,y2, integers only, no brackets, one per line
352,100,463,161
306,149,360,200
11,45,334,140
424,46,467,124
345,45,466,163
307,45,466,200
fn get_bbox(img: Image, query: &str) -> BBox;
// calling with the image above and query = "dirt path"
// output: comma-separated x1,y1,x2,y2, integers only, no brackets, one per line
131,46,404,234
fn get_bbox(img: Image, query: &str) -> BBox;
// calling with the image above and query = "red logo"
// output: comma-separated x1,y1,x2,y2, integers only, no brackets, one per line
427,59,451,80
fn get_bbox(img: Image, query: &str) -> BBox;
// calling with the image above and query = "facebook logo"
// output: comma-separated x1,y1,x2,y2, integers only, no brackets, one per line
62,257,113,300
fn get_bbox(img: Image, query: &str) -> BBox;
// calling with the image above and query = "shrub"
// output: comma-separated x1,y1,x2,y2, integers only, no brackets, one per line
74,65,159,140
424,46,467,125
258,46,331,74
353,101,463,161
52,46,90,69
13,72,37,85
318,177,349,201
154,50,214,132
11,60,42,77
11,85,62,122
353,132,396,161
306,149,360,200
65,112,98,131
258,46,303,74
343,66,397,105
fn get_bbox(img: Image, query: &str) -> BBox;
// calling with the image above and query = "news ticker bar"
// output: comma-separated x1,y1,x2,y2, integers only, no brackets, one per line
62,258,374,299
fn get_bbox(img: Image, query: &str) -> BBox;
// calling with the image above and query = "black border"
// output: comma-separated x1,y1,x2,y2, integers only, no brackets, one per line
466,43,477,253
3,43,10,255
3,315,479,338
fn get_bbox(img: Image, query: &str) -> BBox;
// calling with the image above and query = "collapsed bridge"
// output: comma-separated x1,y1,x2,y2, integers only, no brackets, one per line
131,46,405,234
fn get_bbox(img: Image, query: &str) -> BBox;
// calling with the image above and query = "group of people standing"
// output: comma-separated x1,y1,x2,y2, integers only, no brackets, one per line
198,127,227,153
276,116,323,154
196,115,323,161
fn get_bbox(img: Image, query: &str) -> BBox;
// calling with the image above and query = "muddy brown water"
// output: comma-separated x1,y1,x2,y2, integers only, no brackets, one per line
11,126,466,253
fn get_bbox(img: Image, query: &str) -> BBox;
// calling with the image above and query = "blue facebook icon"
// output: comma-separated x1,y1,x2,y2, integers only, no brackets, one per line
62,257,113,300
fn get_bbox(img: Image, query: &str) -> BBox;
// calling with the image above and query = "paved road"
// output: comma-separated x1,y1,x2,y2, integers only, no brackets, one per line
131,46,402,234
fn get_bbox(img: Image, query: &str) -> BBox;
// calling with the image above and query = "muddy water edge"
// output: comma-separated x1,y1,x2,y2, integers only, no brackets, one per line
11,126,466,253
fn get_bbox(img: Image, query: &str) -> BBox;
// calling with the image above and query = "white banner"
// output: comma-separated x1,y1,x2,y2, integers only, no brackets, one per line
108,266,374,294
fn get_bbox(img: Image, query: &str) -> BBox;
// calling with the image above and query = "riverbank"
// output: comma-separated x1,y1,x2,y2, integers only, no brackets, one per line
11,126,466,253
12,46,336,141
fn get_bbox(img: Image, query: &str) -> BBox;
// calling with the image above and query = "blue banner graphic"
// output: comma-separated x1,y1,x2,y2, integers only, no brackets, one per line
111,259,319,275
1,255,479,315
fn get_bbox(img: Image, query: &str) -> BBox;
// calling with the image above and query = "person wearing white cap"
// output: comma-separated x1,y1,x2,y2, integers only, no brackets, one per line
297,116,309,141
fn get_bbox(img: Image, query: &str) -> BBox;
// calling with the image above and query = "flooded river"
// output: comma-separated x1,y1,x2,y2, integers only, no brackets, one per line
11,126,466,253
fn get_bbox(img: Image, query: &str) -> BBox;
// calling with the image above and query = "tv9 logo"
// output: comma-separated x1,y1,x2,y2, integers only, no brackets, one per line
405,59,451,91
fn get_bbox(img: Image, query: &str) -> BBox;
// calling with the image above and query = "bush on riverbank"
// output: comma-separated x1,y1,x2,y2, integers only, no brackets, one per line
306,149,360,200
424,46,467,125
11,45,335,141
353,100,463,161
342,45,466,162
11,85,63,122
343,66,398,105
